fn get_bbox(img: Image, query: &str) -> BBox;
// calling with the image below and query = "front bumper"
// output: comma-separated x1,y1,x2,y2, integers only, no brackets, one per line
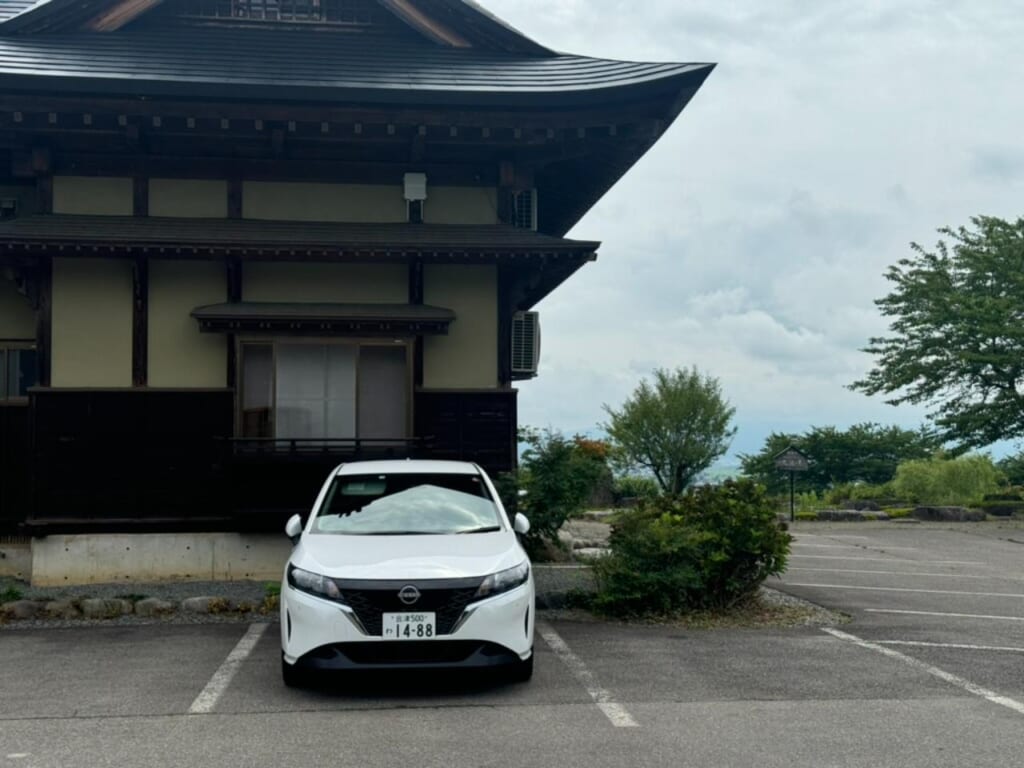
281,578,534,671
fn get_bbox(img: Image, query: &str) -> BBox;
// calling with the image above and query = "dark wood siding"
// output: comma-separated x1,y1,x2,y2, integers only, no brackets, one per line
0,404,30,533
19,388,517,533
30,389,233,531
414,389,517,475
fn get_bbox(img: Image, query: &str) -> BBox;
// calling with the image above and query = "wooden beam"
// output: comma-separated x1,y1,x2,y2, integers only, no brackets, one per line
378,0,472,48
88,0,165,32
496,266,513,387
133,175,148,217
35,176,53,215
409,258,424,388
132,256,148,387
226,256,242,390
35,256,52,388
227,179,243,219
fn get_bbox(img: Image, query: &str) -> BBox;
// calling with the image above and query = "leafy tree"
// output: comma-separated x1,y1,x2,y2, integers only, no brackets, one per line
603,367,736,495
739,423,940,495
891,455,1001,505
502,428,607,552
852,216,1024,449
997,452,1024,486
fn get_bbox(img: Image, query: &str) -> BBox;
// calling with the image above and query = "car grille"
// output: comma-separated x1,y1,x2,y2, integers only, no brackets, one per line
337,577,484,636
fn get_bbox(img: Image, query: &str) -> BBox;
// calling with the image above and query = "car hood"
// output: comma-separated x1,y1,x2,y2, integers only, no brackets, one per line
293,531,526,580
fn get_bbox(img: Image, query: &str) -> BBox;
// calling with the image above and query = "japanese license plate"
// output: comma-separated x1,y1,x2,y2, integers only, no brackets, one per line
382,612,437,640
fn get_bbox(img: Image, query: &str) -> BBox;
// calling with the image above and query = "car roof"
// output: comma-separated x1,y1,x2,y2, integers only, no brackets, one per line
333,459,482,477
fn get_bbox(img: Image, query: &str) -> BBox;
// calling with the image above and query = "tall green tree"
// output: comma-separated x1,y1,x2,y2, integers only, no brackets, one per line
997,452,1024,486
852,216,1024,449
739,423,940,495
603,366,736,494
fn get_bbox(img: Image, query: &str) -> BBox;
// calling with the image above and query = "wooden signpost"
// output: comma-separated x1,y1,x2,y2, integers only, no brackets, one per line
774,446,809,522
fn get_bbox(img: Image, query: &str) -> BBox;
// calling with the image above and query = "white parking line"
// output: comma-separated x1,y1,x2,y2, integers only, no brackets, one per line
877,640,1024,653
189,623,269,715
865,609,1024,622
791,555,984,565
785,584,1024,598
792,544,862,549
787,567,997,579
536,620,638,728
823,628,1024,716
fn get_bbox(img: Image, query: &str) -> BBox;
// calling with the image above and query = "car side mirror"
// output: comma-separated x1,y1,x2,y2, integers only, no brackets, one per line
285,514,303,545
513,513,530,535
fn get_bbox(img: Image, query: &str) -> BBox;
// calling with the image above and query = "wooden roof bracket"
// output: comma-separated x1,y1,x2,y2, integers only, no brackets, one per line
87,0,166,32
377,0,473,48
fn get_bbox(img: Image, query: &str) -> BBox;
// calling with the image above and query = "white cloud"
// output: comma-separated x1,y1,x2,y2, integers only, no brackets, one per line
481,0,1022,458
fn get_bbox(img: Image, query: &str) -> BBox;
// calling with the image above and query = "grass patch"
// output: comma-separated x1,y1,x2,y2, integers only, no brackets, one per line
113,593,148,603
207,597,231,615
261,595,280,614
1,586,24,603
264,582,281,598
558,591,844,629
885,507,914,519
794,511,819,521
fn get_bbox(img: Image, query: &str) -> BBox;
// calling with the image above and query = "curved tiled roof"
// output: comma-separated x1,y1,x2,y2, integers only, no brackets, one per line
0,0,36,22
0,25,708,106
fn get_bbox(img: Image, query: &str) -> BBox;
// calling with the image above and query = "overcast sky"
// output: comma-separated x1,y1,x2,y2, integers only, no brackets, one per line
483,0,1023,462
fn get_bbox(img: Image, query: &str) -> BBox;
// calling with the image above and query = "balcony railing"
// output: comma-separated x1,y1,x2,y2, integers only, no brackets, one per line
226,436,431,461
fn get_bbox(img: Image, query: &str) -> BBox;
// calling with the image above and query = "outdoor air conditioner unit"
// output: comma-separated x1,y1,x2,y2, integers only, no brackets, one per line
511,189,537,231
511,311,541,379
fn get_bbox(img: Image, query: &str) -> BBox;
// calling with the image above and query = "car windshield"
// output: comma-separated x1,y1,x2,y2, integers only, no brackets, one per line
311,472,502,535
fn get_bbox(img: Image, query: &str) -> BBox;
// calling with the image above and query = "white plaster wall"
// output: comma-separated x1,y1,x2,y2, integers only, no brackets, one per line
423,264,497,388
149,179,228,218
50,257,133,387
53,176,133,216
0,276,35,339
243,262,407,303
148,260,227,387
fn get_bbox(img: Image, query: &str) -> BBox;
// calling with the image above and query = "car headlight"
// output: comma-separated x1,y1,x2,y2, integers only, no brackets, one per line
475,561,530,599
287,565,344,602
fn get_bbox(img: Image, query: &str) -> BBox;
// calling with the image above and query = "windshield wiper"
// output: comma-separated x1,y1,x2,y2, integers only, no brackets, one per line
457,526,502,534
354,531,444,536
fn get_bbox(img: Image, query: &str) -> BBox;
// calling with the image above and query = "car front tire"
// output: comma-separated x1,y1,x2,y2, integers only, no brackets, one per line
509,652,534,683
281,656,306,689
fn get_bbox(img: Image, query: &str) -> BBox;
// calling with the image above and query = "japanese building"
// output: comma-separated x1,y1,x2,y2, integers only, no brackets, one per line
0,0,713,545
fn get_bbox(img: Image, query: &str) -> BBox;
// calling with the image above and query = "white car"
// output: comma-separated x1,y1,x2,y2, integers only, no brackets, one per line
280,459,535,687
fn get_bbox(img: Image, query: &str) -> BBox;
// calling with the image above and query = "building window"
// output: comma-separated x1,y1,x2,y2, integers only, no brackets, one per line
176,0,386,26
239,340,409,440
0,345,38,402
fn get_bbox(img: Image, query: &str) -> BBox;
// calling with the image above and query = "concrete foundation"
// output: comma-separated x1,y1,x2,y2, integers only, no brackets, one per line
0,539,32,581
29,533,293,587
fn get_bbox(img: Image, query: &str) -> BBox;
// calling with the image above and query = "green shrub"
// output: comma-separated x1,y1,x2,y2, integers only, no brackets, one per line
885,507,914,519
590,479,791,616
794,491,826,515
613,475,661,504
823,482,894,506
503,428,607,555
892,455,1001,505
975,500,1024,517
794,511,819,521
983,492,1023,502
0,585,23,603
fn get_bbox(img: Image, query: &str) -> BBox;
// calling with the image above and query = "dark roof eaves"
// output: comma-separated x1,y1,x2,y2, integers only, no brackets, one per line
0,0,109,34
0,215,602,253
0,62,713,110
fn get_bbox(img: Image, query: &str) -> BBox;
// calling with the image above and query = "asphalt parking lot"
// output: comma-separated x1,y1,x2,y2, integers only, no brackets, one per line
2,523,1023,768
